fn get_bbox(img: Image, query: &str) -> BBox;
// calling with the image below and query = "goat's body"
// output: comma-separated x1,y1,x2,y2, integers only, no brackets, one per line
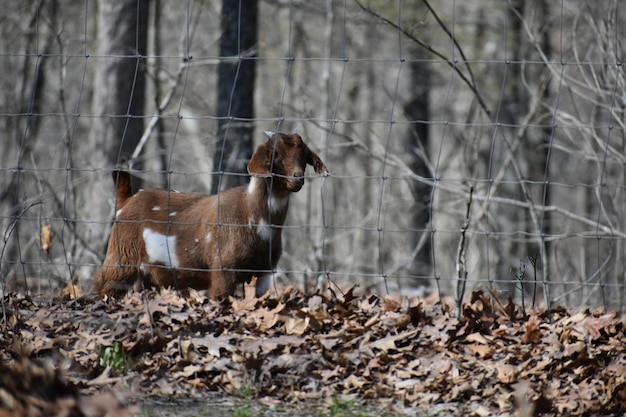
94,178,286,298
93,132,328,299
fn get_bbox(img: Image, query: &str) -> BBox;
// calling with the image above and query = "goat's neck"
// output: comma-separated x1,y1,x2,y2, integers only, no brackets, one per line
247,177,290,224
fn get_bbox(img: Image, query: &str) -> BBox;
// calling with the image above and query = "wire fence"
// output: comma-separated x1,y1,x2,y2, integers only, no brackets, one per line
1,0,625,311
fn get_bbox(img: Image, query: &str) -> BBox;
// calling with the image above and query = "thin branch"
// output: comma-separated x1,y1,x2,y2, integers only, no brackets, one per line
456,185,473,317
353,0,492,119
131,62,187,162
421,0,478,97
1,200,42,323
308,117,626,240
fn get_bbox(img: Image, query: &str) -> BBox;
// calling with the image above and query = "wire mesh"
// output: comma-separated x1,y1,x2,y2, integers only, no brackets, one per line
1,0,625,311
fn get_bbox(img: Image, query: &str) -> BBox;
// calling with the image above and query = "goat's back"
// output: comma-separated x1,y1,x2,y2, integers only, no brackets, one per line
115,188,207,223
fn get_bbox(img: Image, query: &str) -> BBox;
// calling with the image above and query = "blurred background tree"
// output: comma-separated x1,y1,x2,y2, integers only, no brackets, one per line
212,0,257,193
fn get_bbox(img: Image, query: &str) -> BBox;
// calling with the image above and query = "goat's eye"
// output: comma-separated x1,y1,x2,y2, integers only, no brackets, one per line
271,157,283,169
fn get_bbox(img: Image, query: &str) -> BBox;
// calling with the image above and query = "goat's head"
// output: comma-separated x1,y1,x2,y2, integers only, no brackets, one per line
248,132,328,194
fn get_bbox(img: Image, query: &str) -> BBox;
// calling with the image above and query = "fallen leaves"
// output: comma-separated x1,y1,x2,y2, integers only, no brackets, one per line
1,288,625,416
0,355,137,417
521,314,542,344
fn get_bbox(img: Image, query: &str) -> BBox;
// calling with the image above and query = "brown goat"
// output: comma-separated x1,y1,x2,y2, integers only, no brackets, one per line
92,132,328,299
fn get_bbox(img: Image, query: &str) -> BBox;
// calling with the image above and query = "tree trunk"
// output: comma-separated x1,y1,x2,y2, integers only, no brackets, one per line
81,0,149,272
0,3,54,283
212,0,258,194
403,48,432,285
92,0,149,175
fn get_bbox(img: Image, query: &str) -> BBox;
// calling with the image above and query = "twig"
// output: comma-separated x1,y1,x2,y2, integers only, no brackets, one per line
308,118,626,241
515,259,527,316
420,0,478,95
353,0,492,119
130,5,219,164
1,201,42,323
131,62,188,163
528,253,538,308
456,185,473,318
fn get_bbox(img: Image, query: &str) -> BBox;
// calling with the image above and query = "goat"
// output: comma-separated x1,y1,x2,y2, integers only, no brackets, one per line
93,132,328,299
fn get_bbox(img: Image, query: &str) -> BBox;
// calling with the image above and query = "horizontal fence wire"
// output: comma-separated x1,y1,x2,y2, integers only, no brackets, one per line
1,0,625,311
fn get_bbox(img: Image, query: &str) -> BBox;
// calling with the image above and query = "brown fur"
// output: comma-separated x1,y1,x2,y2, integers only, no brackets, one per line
93,132,328,299
112,170,133,210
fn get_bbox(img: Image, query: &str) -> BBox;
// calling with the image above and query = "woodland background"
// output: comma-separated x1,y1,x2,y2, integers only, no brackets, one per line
1,0,626,310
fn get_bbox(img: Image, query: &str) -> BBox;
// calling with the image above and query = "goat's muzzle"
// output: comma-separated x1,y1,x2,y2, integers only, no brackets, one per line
286,173,305,192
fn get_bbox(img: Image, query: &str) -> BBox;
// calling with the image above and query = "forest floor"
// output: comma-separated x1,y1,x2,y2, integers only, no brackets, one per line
1,283,625,416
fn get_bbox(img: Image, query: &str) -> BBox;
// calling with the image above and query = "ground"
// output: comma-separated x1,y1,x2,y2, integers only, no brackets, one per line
1,283,625,416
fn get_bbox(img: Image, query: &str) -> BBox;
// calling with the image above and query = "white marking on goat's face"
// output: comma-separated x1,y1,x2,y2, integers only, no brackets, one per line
142,228,179,268
205,233,212,243
268,195,289,214
152,206,160,211
256,219,275,242
140,263,147,274
248,216,254,229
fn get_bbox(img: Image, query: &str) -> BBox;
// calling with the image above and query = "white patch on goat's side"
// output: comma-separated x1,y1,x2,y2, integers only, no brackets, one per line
256,219,274,242
115,208,123,218
142,228,180,268
152,206,160,211
205,233,212,243
268,195,289,214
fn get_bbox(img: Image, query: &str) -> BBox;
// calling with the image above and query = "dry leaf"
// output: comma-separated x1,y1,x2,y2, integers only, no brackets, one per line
61,277,83,300
496,363,517,384
37,224,54,256
521,314,542,344
231,277,261,314
465,332,491,344
467,344,493,359
574,312,615,340
284,315,309,336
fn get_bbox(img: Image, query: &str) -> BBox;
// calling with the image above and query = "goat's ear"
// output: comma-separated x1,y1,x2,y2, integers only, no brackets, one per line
306,146,329,175
248,142,271,176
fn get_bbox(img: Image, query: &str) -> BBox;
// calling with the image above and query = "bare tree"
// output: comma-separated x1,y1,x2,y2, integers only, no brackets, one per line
403,54,433,285
211,0,258,194
0,2,57,287
91,0,149,182
78,0,149,280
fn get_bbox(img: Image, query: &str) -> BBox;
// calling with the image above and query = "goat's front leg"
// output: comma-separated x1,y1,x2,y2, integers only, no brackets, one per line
255,274,271,297
207,271,238,299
